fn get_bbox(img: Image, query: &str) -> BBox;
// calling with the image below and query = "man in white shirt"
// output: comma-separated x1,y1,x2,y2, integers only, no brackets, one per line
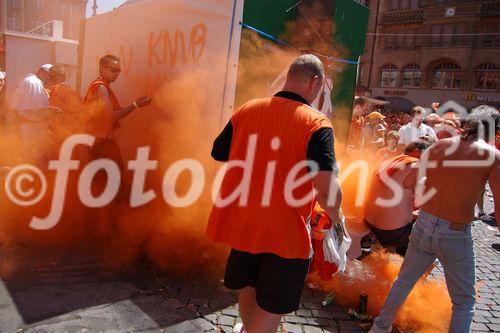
398,106,437,146
11,64,52,112
10,64,55,163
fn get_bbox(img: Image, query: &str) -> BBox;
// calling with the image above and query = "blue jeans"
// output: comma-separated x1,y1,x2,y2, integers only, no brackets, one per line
371,210,476,333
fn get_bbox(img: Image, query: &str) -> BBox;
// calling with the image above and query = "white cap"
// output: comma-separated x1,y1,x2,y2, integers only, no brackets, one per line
40,64,53,72
0,71,5,79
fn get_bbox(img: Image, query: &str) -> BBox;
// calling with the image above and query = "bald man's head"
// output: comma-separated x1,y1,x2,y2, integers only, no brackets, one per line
287,54,325,82
283,54,325,104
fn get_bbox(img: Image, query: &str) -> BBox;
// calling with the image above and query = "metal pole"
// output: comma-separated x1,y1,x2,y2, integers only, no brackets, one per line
92,0,98,16
367,0,381,91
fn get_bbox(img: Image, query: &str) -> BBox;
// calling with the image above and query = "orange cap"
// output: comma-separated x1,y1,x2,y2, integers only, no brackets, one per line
367,111,386,120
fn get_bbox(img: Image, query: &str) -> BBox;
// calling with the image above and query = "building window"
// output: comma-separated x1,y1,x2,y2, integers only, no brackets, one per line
402,64,421,87
385,34,396,50
410,0,420,9
414,28,423,47
474,63,498,90
395,33,405,50
432,62,463,89
390,0,420,10
480,23,500,48
34,0,46,12
380,64,399,87
452,23,465,44
431,23,467,47
7,16,22,30
7,0,21,8
385,28,423,51
59,2,71,18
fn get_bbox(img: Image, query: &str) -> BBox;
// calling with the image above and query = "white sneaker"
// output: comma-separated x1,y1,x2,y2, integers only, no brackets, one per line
232,323,244,333
368,324,392,333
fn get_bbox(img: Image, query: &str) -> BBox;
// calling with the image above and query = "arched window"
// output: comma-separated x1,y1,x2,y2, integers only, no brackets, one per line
474,63,498,90
380,64,398,87
431,61,463,89
402,64,421,87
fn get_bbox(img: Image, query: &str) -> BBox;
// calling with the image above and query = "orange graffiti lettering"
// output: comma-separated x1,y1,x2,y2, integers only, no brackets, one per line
148,23,207,69
190,23,207,64
163,30,178,67
149,31,163,69
119,45,134,76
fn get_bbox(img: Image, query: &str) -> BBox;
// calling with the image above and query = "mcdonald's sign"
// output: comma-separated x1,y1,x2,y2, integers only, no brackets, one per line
465,92,475,101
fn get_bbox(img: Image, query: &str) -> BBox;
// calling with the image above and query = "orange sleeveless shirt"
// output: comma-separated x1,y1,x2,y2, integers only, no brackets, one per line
83,79,121,110
83,78,121,137
206,96,333,259
49,83,82,112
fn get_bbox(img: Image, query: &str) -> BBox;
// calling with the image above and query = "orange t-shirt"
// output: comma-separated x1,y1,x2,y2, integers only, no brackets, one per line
206,96,333,259
83,78,121,137
374,147,399,163
49,83,82,112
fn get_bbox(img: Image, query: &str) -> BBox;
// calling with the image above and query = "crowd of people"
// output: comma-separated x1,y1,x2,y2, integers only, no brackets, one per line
339,95,499,333
209,54,499,333
2,56,151,167
347,96,477,157
0,53,498,333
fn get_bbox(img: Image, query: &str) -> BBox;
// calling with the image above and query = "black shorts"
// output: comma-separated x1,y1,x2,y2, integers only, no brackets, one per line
224,249,310,315
368,221,414,256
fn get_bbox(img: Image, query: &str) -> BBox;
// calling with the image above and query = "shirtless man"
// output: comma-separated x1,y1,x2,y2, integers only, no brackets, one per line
365,140,430,256
370,105,499,333
348,96,370,150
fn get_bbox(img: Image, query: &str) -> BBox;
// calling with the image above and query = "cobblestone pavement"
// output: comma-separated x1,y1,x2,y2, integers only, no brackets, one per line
0,218,498,333
470,219,500,333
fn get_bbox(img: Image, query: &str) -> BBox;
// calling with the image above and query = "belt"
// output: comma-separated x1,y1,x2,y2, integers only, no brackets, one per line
448,222,469,231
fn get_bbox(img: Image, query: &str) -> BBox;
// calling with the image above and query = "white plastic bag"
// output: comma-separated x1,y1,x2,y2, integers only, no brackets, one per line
322,217,352,272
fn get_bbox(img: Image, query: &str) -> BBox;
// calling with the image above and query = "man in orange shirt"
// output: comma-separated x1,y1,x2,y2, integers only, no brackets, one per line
207,55,343,333
83,55,151,166
84,54,151,137
48,65,81,113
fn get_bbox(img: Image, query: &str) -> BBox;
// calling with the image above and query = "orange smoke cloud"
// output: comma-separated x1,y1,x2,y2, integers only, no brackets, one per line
102,65,230,274
234,30,297,108
308,153,453,332
0,29,300,278
0,13,452,333
309,250,452,332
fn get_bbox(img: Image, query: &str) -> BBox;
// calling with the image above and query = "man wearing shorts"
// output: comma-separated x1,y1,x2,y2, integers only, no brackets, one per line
365,140,430,256
207,55,343,333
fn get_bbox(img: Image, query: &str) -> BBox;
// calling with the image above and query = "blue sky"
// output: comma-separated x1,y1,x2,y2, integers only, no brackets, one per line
86,0,128,17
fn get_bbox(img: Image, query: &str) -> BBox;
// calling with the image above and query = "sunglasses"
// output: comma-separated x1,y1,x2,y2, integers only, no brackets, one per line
107,66,121,74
